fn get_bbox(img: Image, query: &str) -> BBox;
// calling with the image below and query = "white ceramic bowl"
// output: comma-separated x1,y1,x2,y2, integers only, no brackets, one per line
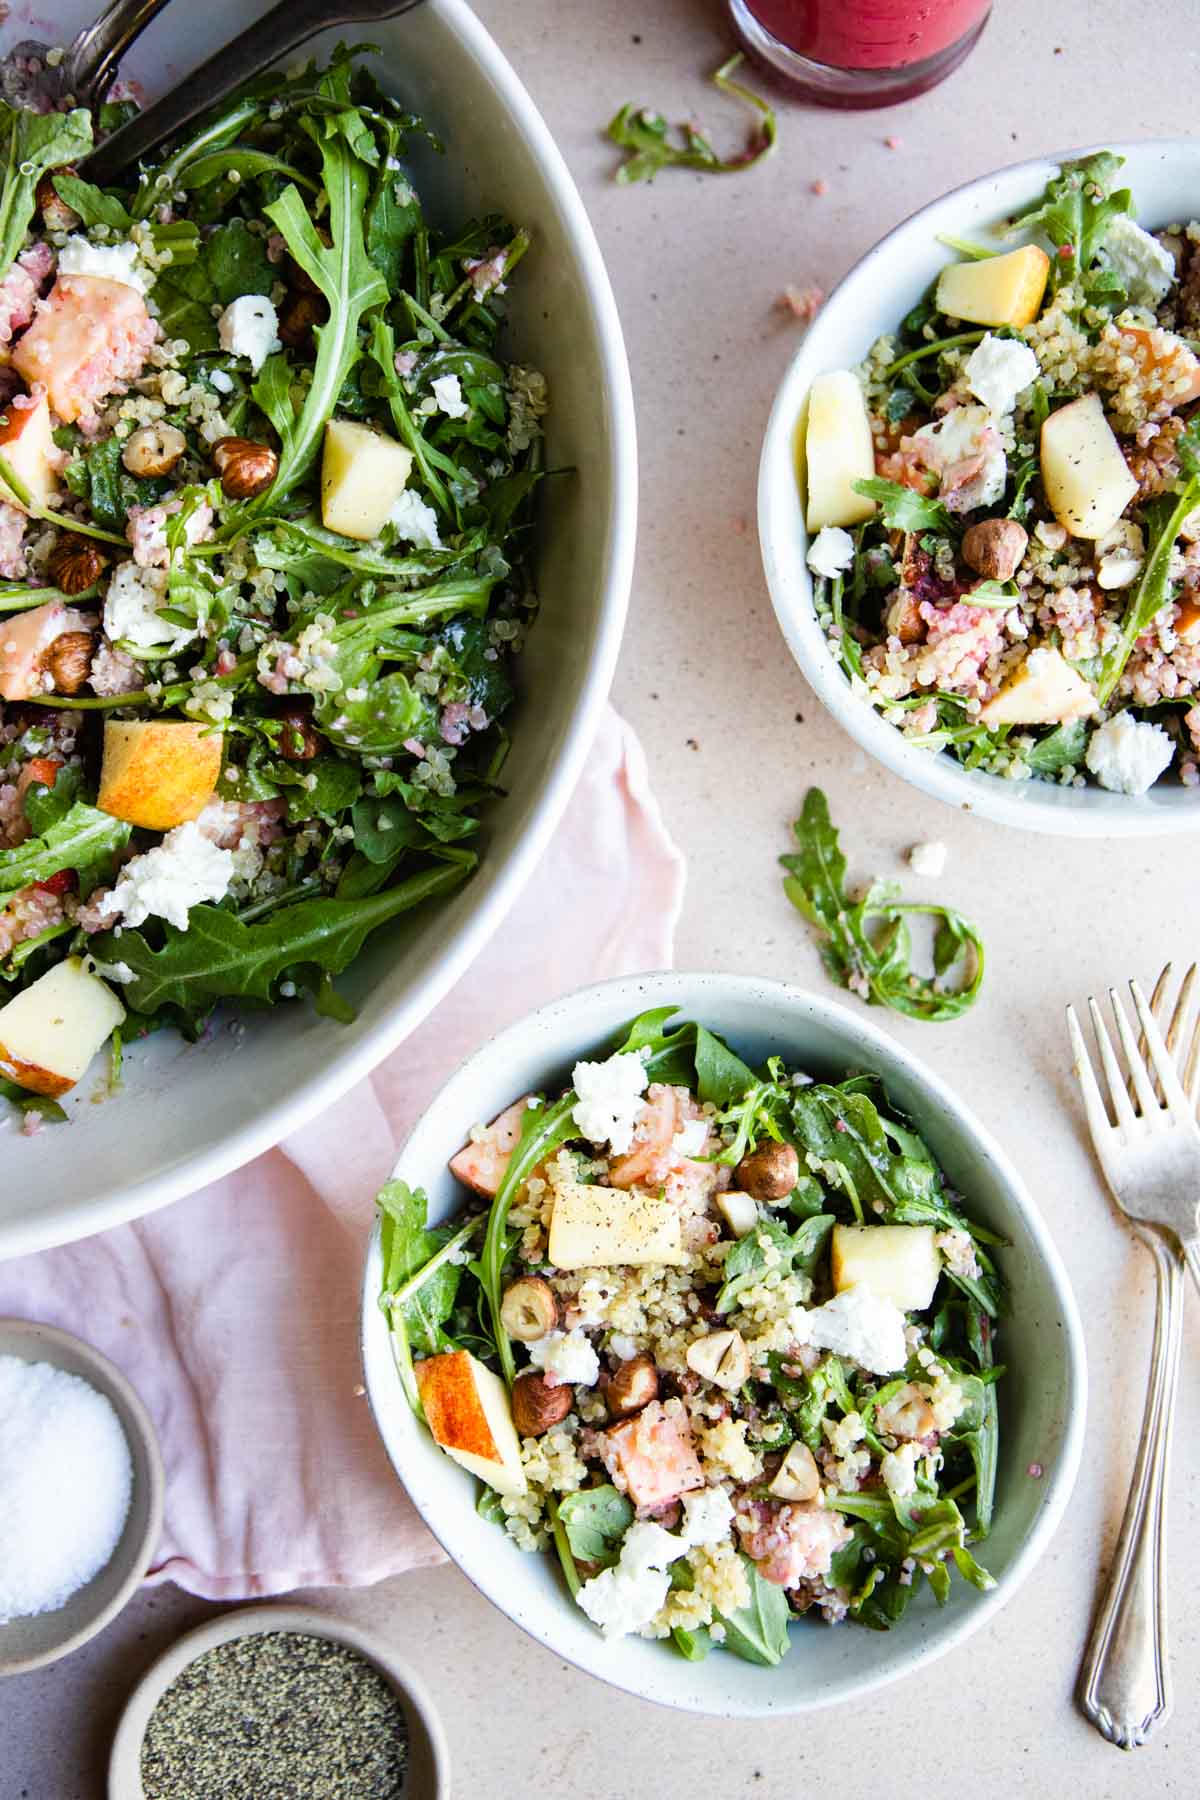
760,139,1199,838
0,0,636,1257
361,971,1087,1716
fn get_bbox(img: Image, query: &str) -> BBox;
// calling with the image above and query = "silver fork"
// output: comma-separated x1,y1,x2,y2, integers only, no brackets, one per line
1067,979,1200,1749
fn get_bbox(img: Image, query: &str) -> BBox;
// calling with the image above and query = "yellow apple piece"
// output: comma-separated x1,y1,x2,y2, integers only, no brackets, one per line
0,957,125,1098
935,245,1050,329
1040,392,1139,540
831,1224,941,1312
804,370,877,531
980,645,1098,726
449,1095,535,1198
0,394,60,512
548,1180,683,1269
98,719,222,831
415,1349,527,1496
714,1190,759,1239
320,418,414,541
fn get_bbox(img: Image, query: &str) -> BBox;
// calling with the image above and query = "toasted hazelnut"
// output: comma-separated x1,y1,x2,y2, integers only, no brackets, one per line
47,534,106,597
511,1370,572,1437
211,437,279,501
961,517,1028,583
876,1383,937,1442
44,630,97,696
122,422,187,478
735,1141,799,1203
685,1329,750,1392
273,699,323,762
606,1352,659,1419
768,1440,821,1503
277,288,328,350
36,168,79,233
500,1275,560,1344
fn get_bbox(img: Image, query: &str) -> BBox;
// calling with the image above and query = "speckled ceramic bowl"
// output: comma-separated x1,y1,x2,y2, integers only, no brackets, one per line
107,1605,448,1799
0,1318,163,1677
361,970,1088,1716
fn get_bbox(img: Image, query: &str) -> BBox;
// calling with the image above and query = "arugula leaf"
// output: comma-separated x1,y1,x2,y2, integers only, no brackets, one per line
715,1558,792,1666
0,1076,68,1127
1023,718,1089,774
49,173,131,232
377,1179,462,1354
693,1025,758,1108
0,104,93,280
608,54,775,185
88,862,472,1021
204,218,274,305
0,802,130,909
852,476,952,534
556,1486,634,1565
1096,469,1200,703
64,435,165,534
716,1214,834,1315
781,790,984,1022
1005,152,1133,291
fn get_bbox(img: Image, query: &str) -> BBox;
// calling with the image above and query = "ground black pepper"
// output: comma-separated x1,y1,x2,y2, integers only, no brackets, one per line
140,1631,409,1800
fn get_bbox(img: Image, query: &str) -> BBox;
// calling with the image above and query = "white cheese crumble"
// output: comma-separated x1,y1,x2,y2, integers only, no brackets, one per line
97,820,233,932
217,295,282,373
431,372,469,419
881,1442,922,1500
577,1498,735,1639
103,561,195,654
791,1285,908,1377
671,1117,709,1160
908,840,947,878
806,525,855,580
388,487,443,550
526,1328,600,1388
963,333,1039,418
208,368,235,395
679,1485,734,1548
576,1561,670,1639
912,403,1006,511
571,1052,649,1154
57,235,147,293
1084,710,1175,795
1098,215,1176,306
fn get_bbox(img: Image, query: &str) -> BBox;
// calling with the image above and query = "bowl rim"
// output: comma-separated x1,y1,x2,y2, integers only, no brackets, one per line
0,1316,164,1677
0,0,638,1262
359,968,1089,1717
106,1602,450,1798
758,136,1200,838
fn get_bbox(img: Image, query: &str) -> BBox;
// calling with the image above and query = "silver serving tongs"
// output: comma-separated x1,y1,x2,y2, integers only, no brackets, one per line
83,0,428,187
3,0,175,112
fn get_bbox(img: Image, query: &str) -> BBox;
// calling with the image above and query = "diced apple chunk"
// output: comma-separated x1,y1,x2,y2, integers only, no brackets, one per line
804,370,877,531
449,1096,534,1198
0,395,60,512
98,719,222,831
935,245,1050,329
0,958,125,1098
320,418,414,541
547,1180,683,1269
831,1224,941,1312
715,1190,758,1239
415,1349,527,1496
980,645,1098,727
1040,393,1138,540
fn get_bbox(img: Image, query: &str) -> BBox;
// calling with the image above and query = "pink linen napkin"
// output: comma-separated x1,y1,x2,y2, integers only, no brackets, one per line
0,708,684,1597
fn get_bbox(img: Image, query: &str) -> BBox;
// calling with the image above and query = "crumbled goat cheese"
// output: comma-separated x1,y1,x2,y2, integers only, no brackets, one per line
527,1328,600,1388
56,235,147,293
619,1520,686,1577
96,820,233,931
1098,215,1176,306
1085,710,1175,795
208,368,235,394
103,560,194,654
389,487,443,550
217,294,282,372
806,525,855,580
912,404,1006,511
792,1285,908,1376
431,372,469,418
881,1443,923,1500
671,1117,709,1160
571,1051,649,1154
680,1486,735,1548
577,1510,709,1638
908,840,947,878
576,1561,671,1638
963,333,1040,418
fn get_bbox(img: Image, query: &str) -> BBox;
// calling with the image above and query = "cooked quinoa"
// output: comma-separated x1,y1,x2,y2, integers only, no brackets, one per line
379,1010,1005,1663
809,152,1200,796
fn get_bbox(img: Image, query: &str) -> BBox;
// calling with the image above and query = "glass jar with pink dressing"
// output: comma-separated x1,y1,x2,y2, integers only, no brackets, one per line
729,0,992,107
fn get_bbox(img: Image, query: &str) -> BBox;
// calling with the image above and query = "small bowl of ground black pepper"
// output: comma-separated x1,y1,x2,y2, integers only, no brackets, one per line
108,1604,448,1800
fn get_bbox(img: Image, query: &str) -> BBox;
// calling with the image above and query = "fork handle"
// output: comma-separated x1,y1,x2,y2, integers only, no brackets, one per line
1079,1226,1184,1748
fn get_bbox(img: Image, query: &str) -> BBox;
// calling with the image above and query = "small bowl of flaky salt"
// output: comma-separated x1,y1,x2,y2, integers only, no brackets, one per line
0,1317,164,1676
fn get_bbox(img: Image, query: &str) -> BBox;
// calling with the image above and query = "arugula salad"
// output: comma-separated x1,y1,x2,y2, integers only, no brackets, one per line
803,152,1200,797
378,1008,1003,1660
0,50,546,1126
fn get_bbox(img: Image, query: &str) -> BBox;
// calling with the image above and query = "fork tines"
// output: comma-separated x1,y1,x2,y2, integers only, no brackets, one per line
1068,978,1196,1139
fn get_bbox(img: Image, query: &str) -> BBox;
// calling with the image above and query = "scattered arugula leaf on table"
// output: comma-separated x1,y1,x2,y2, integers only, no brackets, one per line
607,54,776,185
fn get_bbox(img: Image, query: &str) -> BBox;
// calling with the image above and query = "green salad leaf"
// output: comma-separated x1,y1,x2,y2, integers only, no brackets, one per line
1004,151,1134,292
557,1487,634,1566
852,476,952,535
715,1559,792,1666
0,103,93,279
0,802,130,908
608,54,776,185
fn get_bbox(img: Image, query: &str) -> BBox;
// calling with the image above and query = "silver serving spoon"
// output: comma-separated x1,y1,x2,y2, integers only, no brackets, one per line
2,0,175,112
84,0,428,187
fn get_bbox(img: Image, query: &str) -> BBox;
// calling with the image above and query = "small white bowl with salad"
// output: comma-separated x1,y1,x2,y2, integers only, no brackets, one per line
761,140,1200,835
0,0,635,1252
360,970,1086,1715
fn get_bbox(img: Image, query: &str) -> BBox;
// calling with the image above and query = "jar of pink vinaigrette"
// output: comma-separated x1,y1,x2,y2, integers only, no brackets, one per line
728,0,992,107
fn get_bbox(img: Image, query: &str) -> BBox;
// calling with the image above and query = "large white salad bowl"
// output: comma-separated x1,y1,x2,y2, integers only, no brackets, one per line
361,971,1087,1716
0,0,636,1255
759,140,1200,838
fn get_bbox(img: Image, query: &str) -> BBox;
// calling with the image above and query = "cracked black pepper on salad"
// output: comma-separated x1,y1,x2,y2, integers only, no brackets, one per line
0,49,548,1127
